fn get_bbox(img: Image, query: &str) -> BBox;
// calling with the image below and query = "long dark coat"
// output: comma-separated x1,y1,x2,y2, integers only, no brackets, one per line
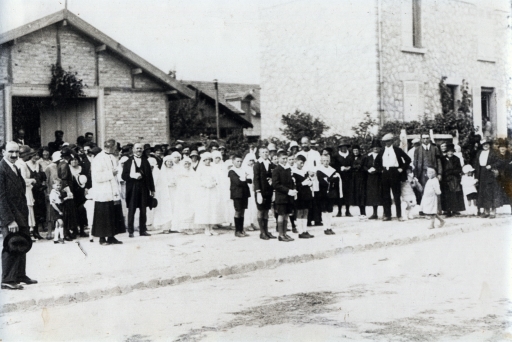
331,152,353,205
413,145,443,186
440,155,465,212
122,156,155,209
253,161,274,198
494,151,512,205
228,170,251,200
474,150,505,209
362,153,382,206
350,155,366,206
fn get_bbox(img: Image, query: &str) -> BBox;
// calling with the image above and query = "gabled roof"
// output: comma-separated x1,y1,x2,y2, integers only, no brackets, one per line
0,9,194,99
185,81,260,116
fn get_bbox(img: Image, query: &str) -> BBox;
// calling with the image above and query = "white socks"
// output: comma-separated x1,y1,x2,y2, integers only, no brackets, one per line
322,212,332,229
54,226,64,241
297,218,307,234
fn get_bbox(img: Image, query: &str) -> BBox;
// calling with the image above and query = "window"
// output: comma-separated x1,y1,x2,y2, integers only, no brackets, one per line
412,0,422,48
401,0,424,52
481,88,496,136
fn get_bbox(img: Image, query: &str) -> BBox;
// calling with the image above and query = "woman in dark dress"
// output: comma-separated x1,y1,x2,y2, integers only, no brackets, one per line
494,139,512,212
440,144,465,216
362,140,382,219
58,148,79,239
69,156,89,237
350,145,367,217
474,139,504,218
25,153,47,239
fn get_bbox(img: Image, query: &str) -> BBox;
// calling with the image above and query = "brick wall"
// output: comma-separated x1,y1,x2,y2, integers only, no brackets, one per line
60,26,96,86
12,26,58,84
0,90,4,144
134,73,162,89
99,51,132,87
259,0,379,138
104,91,168,145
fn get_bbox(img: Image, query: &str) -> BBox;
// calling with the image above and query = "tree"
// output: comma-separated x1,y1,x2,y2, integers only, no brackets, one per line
168,99,208,139
280,110,329,141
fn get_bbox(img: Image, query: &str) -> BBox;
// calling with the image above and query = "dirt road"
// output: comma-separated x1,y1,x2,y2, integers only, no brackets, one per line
1,225,510,341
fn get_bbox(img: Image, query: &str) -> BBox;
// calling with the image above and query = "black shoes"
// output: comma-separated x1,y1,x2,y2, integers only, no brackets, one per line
345,212,352,217
292,227,298,234
99,238,111,246
284,234,294,241
129,233,134,238
324,229,335,235
368,214,378,220
18,276,38,285
305,231,314,238
260,233,270,240
278,236,293,242
140,232,151,236
107,237,123,244
1,282,23,290
382,217,392,221
298,233,309,239
266,232,277,239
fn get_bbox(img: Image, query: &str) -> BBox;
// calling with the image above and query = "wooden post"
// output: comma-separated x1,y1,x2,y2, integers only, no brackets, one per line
214,79,220,139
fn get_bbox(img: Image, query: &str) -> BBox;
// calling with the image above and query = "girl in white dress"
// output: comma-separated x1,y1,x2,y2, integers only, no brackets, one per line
242,152,258,230
194,152,223,235
420,168,446,229
153,155,177,232
175,156,198,233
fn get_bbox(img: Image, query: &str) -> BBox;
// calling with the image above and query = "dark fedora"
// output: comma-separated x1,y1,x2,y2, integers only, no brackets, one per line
338,139,351,148
370,140,381,148
149,197,158,210
446,143,455,152
3,232,33,254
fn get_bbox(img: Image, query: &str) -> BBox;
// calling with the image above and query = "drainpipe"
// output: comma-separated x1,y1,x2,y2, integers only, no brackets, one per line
214,79,220,139
377,0,384,125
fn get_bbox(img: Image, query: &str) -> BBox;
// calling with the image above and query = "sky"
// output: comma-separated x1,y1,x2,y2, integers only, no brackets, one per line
0,0,262,84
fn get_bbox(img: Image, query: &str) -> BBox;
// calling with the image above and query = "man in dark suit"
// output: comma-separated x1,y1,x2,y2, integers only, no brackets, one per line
13,128,26,146
272,150,297,242
374,134,411,221
122,143,155,237
0,142,38,290
253,147,276,240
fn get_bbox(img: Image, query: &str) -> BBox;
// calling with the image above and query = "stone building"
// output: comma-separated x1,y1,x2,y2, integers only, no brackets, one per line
0,9,194,147
183,81,260,140
259,0,511,138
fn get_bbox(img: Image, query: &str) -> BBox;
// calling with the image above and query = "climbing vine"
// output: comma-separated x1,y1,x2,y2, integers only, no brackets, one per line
48,64,87,106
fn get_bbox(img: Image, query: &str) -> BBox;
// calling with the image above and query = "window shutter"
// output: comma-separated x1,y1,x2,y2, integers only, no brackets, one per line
401,0,413,47
403,81,424,121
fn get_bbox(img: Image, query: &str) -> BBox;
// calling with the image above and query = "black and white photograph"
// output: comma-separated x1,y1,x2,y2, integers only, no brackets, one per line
0,0,511,340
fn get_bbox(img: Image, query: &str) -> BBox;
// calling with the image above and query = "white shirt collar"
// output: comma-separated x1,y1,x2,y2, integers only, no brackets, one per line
422,144,430,150
339,151,349,158
4,158,17,172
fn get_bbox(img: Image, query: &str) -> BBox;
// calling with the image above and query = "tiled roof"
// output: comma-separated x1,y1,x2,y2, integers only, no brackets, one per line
183,81,260,116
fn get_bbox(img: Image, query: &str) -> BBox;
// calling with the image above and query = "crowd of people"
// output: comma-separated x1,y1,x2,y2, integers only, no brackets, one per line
3,129,512,246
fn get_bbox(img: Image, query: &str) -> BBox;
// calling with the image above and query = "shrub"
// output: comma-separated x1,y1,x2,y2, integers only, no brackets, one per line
280,110,329,142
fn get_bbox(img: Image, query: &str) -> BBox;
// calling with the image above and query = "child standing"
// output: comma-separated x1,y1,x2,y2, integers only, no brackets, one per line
228,155,252,237
401,168,423,220
461,165,478,215
420,168,445,229
49,180,65,243
292,154,314,238
272,151,297,242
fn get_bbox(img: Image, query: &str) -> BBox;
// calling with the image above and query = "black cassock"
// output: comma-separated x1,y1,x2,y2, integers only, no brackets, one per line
440,155,465,212
350,155,366,207
122,156,155,234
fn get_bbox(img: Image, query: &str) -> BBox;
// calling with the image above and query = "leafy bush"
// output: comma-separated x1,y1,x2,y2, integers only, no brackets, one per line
280,110,329,142
168,99,208,138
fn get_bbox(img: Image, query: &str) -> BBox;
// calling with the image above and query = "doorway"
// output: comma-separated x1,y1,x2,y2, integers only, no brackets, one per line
481,88,495,137
12,97,97,148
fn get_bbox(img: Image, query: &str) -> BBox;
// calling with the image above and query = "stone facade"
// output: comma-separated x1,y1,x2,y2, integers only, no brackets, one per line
259,0,511,138
259,0,379,137
0,12,189,146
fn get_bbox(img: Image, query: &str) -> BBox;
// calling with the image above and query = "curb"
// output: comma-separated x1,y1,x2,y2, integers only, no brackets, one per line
0,219,501,314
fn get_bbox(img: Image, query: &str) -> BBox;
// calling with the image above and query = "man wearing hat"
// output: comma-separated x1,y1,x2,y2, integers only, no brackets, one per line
407,138,421,163
122,143,155,237
332,139,354,217
413,134,443,191
374,133,411,221
363,139,383,219
0,142,38,290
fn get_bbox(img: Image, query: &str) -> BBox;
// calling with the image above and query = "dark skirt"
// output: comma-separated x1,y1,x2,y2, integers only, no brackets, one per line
351,172,366,206
441,190,466,212
365,173,382,206
62,199,78,235
91,201,126,237
32,188,47,224
477,167,506,209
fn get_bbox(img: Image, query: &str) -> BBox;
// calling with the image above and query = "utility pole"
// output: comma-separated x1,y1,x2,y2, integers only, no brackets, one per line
65,0,68,10
214,79,220,139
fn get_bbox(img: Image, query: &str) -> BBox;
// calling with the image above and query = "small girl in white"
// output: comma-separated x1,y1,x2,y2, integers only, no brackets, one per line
49,179,65,244
420,167,445,229
400,168,423,220
461,164,478,215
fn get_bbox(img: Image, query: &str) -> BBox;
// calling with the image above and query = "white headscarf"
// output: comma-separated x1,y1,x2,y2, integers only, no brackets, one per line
242,152,256,178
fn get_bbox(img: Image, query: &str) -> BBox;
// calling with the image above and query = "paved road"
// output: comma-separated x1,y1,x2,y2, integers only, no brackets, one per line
1,225,510,341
